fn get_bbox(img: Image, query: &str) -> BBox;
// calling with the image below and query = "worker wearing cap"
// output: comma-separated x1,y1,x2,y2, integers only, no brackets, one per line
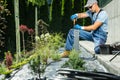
61,0,108,57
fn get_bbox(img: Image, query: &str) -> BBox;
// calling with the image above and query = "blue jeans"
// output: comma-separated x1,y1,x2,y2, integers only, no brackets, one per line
65,29,107,54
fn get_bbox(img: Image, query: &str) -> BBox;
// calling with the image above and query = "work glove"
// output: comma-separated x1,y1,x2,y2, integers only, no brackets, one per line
74,24,82,30
70,13,78,21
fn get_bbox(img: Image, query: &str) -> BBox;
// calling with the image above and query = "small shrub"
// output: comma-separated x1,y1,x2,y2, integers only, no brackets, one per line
62,50,85,70
51,53,61,61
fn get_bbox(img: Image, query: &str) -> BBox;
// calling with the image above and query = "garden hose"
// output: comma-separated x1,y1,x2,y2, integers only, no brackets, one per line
56,68,120,80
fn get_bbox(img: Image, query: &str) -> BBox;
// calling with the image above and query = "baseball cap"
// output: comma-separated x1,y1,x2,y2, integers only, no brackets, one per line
84,0,98,8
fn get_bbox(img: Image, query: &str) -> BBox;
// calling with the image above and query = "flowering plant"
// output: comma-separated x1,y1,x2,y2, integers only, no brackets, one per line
20,24,28,32
20,24,28,54
28,28,34,35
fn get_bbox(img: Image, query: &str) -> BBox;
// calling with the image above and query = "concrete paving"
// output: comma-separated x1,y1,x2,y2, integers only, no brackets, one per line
79,41,120,76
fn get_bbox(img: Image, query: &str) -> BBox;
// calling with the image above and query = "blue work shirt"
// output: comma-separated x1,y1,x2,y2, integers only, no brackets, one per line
86,10,108,32
86,10,108,53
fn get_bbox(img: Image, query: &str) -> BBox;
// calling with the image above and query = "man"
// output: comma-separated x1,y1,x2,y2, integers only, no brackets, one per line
61,0,108,57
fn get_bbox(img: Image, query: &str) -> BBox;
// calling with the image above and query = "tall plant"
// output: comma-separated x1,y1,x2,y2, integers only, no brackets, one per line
20,24,28,54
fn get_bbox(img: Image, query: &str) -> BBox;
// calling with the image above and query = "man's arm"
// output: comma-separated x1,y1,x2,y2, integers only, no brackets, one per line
71,12,89,20
83,21,103,31
77,12,89,18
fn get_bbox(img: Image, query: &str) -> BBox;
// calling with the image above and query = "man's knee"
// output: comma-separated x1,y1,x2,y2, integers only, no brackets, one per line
69,29,74,33
68,29,75,37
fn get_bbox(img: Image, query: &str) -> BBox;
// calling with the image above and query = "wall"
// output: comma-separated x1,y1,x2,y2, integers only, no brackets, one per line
104,0,120,43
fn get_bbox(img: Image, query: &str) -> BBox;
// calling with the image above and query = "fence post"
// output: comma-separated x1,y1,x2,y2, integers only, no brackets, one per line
14,0,21,61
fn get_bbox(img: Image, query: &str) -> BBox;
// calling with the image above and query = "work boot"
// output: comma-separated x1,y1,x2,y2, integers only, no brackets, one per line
60,51,70,58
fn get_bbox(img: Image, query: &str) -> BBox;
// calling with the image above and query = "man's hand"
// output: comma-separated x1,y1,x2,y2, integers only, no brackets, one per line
74,24,82,30
70,14,78,21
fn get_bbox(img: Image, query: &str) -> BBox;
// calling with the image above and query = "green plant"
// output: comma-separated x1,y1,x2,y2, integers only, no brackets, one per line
11,51,37,69
11,60,28,69
36,33,64,50
0,33,64,78
29,54,46,79
0,51,37,76
28,33,64,79
0,61,13,76
51,52,61,61
0,62,6,74
62,50,85,70
47,33,65,50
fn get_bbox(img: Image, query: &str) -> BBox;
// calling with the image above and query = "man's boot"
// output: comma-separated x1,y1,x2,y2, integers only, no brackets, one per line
60,51,70,58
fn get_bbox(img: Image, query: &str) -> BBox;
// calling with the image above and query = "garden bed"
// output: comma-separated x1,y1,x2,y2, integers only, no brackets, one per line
1,46,110,80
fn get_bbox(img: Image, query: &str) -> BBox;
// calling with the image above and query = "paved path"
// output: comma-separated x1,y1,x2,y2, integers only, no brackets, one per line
79,41,120,76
